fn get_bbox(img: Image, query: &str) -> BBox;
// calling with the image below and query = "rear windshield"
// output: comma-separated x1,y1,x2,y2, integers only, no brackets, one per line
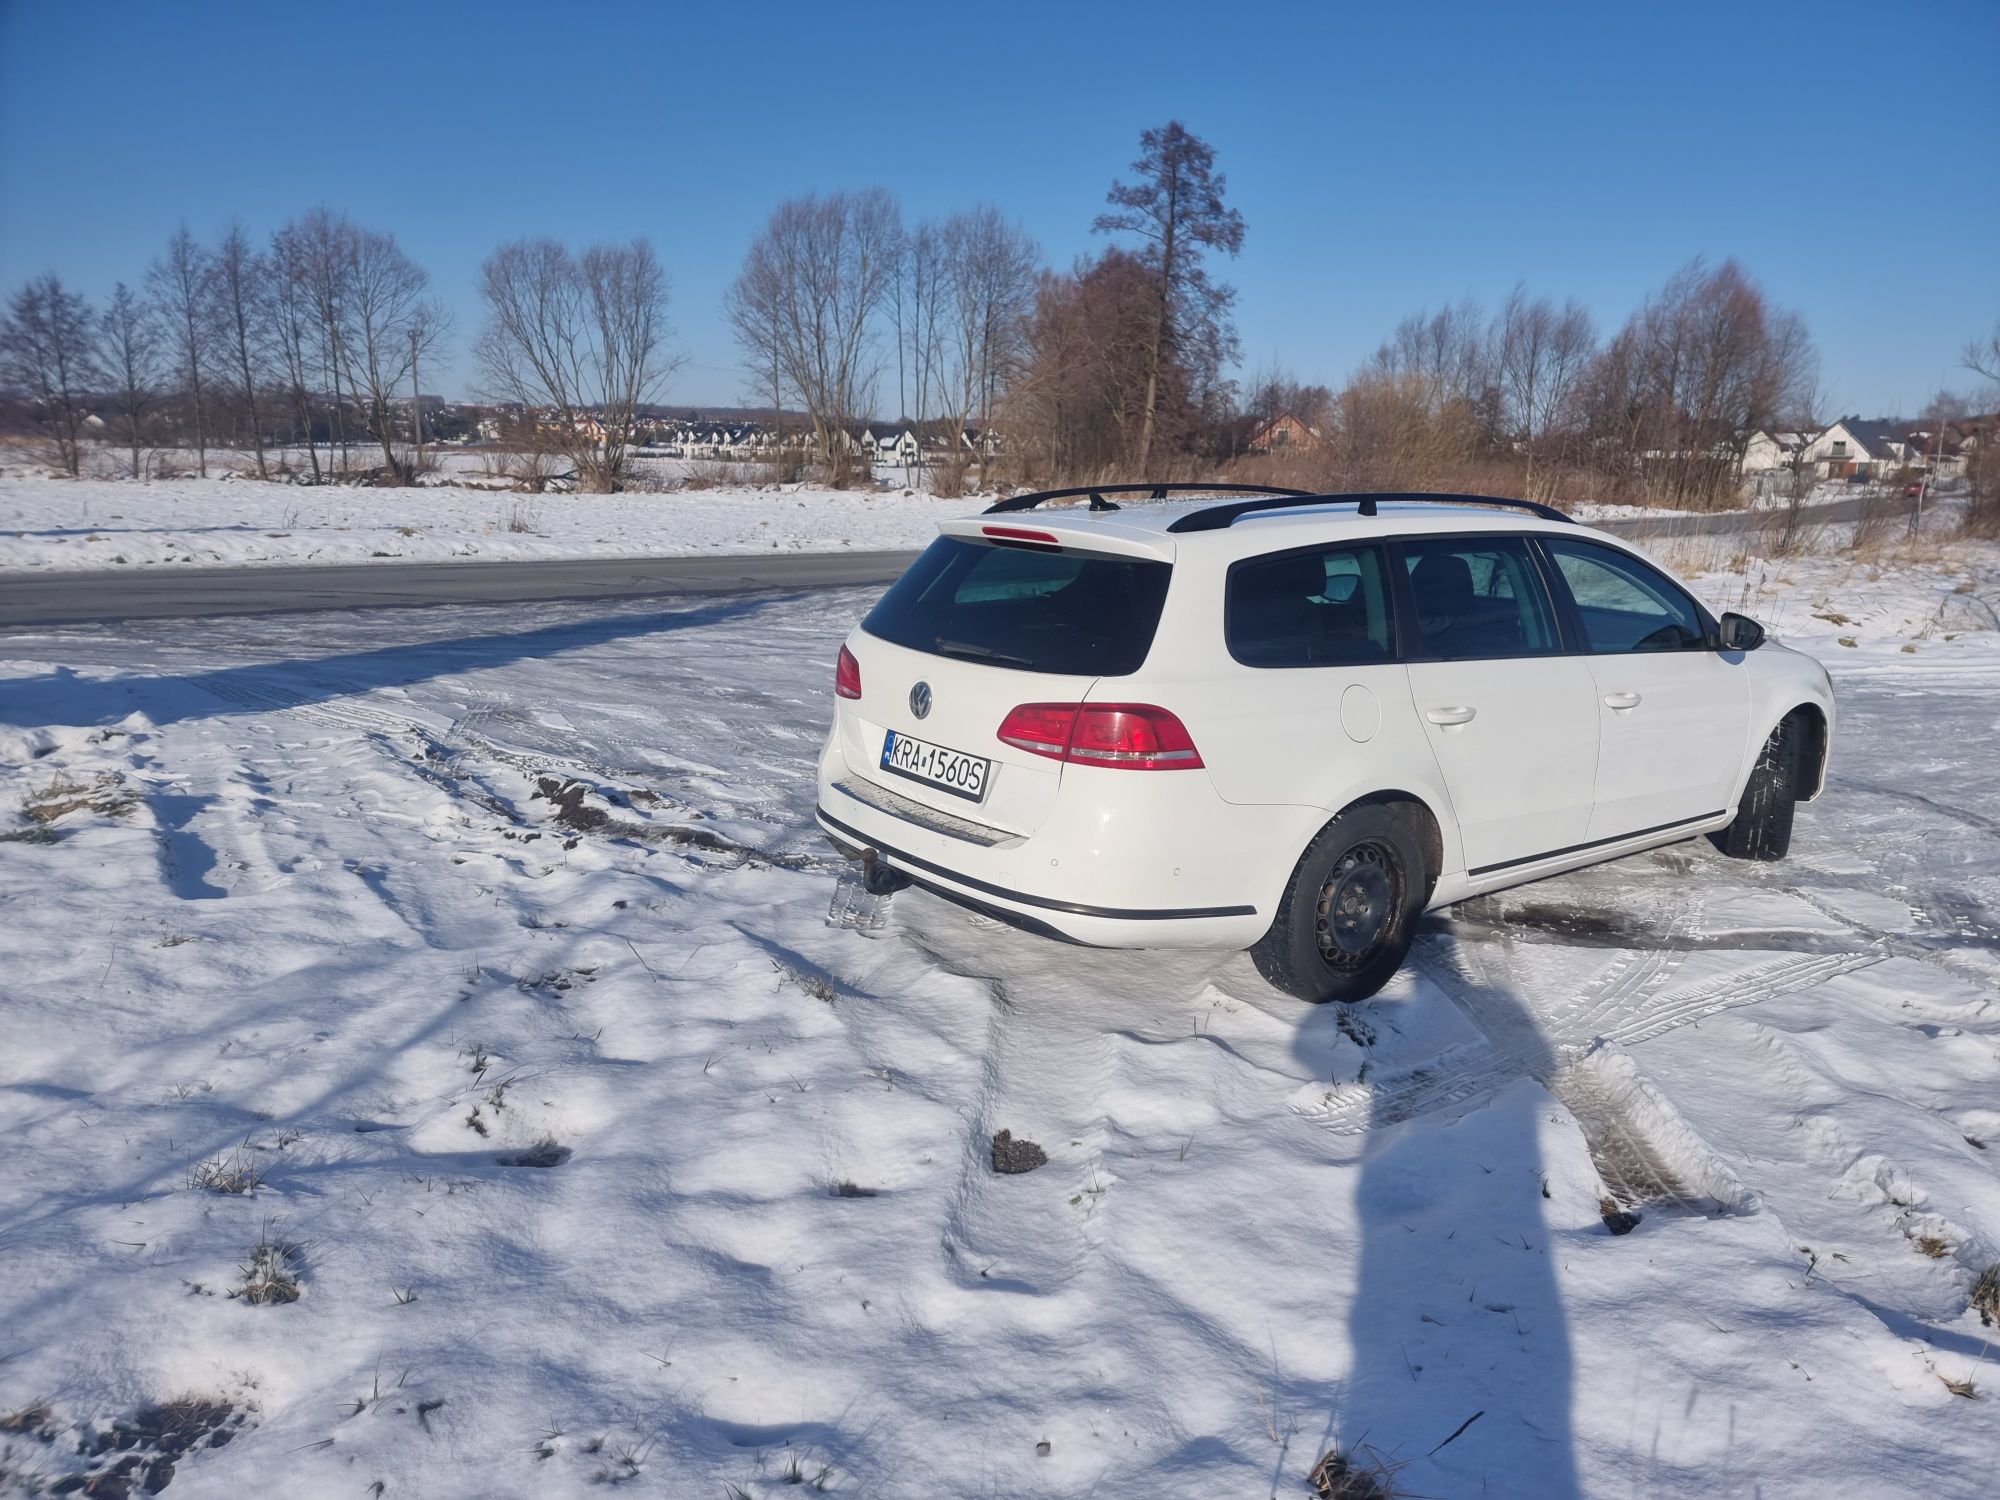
861,537,1171,676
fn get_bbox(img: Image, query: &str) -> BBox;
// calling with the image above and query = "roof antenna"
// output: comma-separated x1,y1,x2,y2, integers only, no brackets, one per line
1088,491,1121,512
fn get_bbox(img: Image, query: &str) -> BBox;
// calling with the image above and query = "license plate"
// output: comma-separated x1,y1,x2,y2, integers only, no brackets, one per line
881,729,991,802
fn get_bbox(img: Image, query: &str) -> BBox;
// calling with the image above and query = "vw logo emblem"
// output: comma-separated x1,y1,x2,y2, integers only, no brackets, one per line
909,681,933,719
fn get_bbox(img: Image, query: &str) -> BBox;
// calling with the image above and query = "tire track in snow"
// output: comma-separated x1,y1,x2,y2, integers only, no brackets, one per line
1305,896,1703,1136
1304,888,1886,1218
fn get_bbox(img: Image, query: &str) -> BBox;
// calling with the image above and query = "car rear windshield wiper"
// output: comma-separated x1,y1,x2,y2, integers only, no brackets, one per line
932,637,1032,666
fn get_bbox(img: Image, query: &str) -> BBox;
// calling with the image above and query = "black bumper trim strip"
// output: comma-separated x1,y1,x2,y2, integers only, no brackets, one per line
1468,810,1728,878
816,807,1257,921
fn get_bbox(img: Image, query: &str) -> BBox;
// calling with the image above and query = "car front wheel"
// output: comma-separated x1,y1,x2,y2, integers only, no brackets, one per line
1714,717,1799,862
1252,805,1426,1003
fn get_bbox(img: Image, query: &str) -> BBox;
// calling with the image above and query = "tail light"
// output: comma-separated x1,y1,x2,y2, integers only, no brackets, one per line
835,644,862,699
996,703,1204,770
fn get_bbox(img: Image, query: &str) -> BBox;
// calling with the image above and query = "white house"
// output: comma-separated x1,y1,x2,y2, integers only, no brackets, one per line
1741,429,1810,473
1798,418,1913,480
860,423,920,463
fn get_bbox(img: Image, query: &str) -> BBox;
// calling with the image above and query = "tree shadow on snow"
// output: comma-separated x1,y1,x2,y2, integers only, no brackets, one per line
1301,956,1582,1498
0,594,794,730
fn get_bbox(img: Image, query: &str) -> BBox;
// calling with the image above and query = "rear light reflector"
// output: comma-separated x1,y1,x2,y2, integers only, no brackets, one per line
835,643,862,699
995,703,1204,770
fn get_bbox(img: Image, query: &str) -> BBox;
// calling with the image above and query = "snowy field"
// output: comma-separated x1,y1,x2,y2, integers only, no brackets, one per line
3,549,2000,1497
0,468,962,574
0,462,1717,577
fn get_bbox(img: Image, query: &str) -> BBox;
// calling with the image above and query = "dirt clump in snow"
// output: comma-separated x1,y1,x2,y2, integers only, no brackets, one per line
498,1135,571,1169
991,1129,1048,1175
46,1395,252,1497
1599,1197,1644,1236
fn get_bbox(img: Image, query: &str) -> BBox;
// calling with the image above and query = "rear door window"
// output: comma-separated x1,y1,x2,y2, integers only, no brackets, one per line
1398,535,1561,659
1227,544,1396,666
862,537,1171,676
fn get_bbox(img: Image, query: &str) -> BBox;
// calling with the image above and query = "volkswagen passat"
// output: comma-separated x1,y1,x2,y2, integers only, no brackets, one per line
815,486,1833,1002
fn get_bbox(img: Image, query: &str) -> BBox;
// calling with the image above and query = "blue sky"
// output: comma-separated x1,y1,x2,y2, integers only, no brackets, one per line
3,0,1995,415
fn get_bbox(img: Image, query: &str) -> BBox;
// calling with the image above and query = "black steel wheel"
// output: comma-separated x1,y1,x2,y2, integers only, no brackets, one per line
1253,806,1427,1003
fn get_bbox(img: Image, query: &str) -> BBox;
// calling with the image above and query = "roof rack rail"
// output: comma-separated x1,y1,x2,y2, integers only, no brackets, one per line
983,481,1311,516
1164,491,1576,533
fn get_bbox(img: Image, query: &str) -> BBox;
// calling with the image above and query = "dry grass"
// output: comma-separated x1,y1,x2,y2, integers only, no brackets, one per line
235,1229,303,1305
21,771,135,826
187,1149,265,1195
1973,1263,2000,1328
680,458,750,491
1308,1443,1407,1499
0,1399,53,1436
772,958,838,1004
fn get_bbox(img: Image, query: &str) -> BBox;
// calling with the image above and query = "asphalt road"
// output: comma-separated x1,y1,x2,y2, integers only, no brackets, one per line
0,493,1908,628
0,549,921,628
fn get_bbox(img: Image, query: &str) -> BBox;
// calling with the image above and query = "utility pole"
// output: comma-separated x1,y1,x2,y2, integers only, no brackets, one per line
410,327,422,476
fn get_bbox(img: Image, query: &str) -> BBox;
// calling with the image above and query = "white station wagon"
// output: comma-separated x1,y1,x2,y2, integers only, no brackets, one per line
816,486,1834,1001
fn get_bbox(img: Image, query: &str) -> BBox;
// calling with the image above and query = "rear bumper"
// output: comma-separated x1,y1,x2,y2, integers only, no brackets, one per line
815,798,1267,949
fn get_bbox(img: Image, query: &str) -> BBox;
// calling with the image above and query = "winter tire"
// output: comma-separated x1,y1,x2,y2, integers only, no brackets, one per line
1252,804,1427,1003
1714,716,1799,862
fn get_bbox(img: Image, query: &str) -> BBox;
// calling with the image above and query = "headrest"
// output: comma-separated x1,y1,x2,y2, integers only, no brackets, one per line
1411,552,1475,613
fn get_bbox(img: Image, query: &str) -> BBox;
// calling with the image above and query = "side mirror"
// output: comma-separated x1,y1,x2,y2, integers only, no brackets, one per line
1717,612,1765,652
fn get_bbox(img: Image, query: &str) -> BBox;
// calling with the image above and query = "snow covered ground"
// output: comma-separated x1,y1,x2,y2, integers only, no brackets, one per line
0,464,1708,577
3,549,1999,1497
0,469,963,574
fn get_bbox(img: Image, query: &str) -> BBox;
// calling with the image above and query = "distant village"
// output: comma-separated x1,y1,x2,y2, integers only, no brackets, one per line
439,402,1994,488
1739,415,1986,483
465,406,1003,465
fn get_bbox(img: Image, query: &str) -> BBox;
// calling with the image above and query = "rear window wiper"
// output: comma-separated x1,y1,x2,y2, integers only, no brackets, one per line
932,637,1032,666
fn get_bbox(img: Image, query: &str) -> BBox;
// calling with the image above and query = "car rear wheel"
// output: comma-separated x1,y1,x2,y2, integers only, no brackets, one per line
1714,716,1799,862
1252,805,1426,1003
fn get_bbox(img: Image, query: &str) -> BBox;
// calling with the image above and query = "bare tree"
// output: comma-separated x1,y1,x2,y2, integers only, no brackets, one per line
898,219,946,478
1965,320,2000,384
1093,122,1245,471
147,226,215,475
336,226,448,475
265,223,323,479
292,210,358,473
1004,249,1167,478
213,223,272,478
1373,299,1491,416
933,206,1037,483
1493,286,1596,494
1,274,102,476
100,282,163,477
476,237,682,491
1960,324,2000,534
1582,258,1813,507
726,190,900,486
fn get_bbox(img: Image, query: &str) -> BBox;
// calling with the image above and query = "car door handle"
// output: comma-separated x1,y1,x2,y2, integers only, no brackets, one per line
1424,706,1477,726
1602,692,1642,711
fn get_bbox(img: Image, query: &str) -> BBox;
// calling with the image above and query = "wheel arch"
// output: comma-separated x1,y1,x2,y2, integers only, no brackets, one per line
1333,789,1445,900
1781,701,1830,801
